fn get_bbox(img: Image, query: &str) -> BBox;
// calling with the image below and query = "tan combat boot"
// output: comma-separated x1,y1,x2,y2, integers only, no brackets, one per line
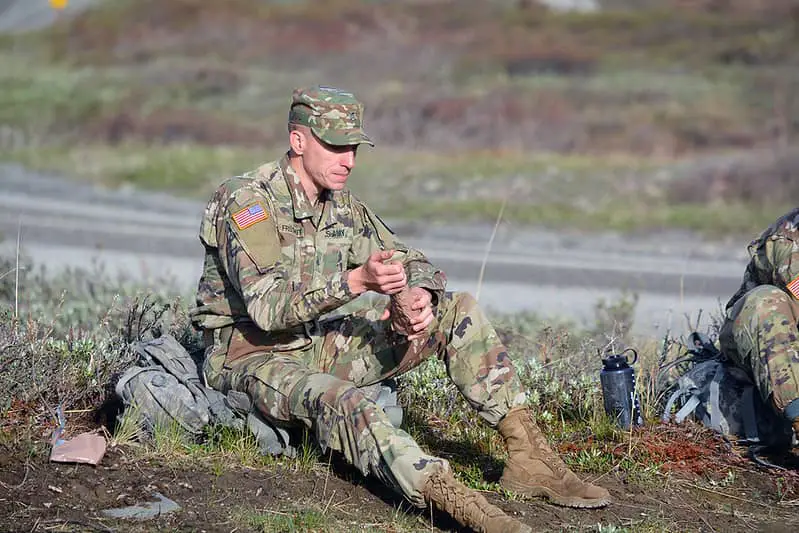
422,470,531,533
498,407,611,508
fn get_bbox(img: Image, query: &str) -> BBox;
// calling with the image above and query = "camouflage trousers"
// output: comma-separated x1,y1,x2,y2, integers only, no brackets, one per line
720,285,799,417
203,291,527,507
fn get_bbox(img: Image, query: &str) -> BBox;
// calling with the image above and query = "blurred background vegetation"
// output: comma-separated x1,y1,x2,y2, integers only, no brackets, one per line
0,0,797,235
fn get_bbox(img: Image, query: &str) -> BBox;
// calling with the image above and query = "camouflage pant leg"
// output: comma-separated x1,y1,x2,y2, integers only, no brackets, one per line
295,290,527,504
316,291,528,426
206,346,447,508
720,285,799,413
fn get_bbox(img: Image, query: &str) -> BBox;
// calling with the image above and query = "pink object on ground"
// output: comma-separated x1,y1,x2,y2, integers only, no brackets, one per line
50,431,107,465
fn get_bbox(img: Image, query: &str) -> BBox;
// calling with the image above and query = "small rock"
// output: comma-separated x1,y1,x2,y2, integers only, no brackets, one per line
101,492,180,521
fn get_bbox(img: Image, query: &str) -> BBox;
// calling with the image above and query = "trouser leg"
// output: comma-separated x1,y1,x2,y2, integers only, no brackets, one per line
317,291,527,427
720,285,799,416
211,351,447,507
290,290,529,504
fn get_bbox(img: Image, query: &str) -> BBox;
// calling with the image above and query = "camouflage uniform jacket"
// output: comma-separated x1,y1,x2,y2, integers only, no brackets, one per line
726,207,799,312
191,154,447,351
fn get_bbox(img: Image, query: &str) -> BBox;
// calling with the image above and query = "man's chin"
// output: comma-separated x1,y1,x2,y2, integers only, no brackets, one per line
328,178,349,189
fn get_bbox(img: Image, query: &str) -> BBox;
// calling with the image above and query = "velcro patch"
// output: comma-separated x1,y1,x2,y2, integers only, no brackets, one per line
232,203,268,230
787,274,799,299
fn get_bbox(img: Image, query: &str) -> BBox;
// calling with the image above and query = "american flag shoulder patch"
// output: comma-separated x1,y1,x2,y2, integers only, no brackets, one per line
787,273,799,299
232,203,268,230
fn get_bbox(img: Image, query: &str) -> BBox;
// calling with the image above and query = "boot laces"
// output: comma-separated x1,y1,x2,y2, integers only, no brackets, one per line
522,417,569,478
425,472,507,526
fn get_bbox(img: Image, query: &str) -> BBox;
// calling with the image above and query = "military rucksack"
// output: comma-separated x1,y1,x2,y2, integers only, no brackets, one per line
660,332,794,454
114,334,404,456
115,334,296,456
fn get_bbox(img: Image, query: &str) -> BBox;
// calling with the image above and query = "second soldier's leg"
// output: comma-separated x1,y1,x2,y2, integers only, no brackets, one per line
720,285,799,424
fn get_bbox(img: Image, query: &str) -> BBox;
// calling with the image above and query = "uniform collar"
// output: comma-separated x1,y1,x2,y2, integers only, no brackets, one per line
278,153,348,228
279,154,315,220
319,189,346,231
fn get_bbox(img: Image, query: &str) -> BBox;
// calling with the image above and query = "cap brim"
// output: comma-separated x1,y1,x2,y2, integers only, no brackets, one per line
314,127,374,147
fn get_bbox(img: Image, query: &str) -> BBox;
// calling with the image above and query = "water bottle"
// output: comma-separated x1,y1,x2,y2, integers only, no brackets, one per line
600,348,643,429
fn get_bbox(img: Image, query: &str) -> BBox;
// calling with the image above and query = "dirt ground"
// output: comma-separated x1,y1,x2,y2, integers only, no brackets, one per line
1,434,798,533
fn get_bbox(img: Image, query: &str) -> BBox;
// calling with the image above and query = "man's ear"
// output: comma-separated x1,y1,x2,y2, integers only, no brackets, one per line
289,128,306,155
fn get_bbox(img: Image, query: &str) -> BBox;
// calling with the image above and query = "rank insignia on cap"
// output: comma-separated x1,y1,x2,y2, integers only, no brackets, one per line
787,274,799,299
232,203,268,230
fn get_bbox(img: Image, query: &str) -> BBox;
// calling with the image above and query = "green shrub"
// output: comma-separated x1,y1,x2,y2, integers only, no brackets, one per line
0,252,195,425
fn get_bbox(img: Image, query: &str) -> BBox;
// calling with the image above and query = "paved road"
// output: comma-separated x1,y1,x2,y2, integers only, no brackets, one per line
0,163,750,335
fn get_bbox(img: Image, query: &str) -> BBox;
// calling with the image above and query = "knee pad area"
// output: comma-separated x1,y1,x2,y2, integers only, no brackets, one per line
300,373,376,420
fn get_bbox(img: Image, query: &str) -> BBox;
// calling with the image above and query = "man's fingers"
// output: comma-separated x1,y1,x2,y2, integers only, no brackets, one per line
410,305,431,322
411,307,433,331
411,296,430,310
380,308,391,321
370,249,394,261
364,250,407,294
377,270,405,285
405,308,432,339
380,271,406,285
382,281,408,294
418,315,434,332
376,271,406,293
407,324,431,341
410,288,432,308
374,262,404,277
371,249,394,263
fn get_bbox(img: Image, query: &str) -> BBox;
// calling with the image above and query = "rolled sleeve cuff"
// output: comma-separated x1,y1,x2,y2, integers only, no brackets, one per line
332,270,356,302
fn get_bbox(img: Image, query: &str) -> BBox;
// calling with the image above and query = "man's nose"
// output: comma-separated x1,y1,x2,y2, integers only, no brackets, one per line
340,150,355,169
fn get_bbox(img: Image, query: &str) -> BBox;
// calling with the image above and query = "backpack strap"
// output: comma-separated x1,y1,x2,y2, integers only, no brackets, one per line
661,359,720,424
674,395,701,424
708,363,726,433
739,385,761,442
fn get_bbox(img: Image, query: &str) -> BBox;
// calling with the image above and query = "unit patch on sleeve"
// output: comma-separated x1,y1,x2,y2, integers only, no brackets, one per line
787,273,799,299
232,203,268,230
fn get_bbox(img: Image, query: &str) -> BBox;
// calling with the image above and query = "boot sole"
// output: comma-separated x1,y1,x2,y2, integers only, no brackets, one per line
500,479,612,509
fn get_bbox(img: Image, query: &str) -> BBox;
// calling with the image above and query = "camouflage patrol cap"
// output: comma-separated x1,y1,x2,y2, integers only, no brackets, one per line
288,86,374,147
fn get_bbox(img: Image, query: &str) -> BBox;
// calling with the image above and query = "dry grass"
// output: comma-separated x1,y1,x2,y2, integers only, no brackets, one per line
0,252,198,435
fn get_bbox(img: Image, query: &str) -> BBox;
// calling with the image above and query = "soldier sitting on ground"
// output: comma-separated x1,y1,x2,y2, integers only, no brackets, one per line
189,86,611,533
720,207,799,444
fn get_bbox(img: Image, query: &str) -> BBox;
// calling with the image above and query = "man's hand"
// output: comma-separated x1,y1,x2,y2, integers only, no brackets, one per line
381,287,435,341
348,249,407,295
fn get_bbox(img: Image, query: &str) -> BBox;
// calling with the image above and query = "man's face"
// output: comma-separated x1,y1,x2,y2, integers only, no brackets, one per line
299,129,358,192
